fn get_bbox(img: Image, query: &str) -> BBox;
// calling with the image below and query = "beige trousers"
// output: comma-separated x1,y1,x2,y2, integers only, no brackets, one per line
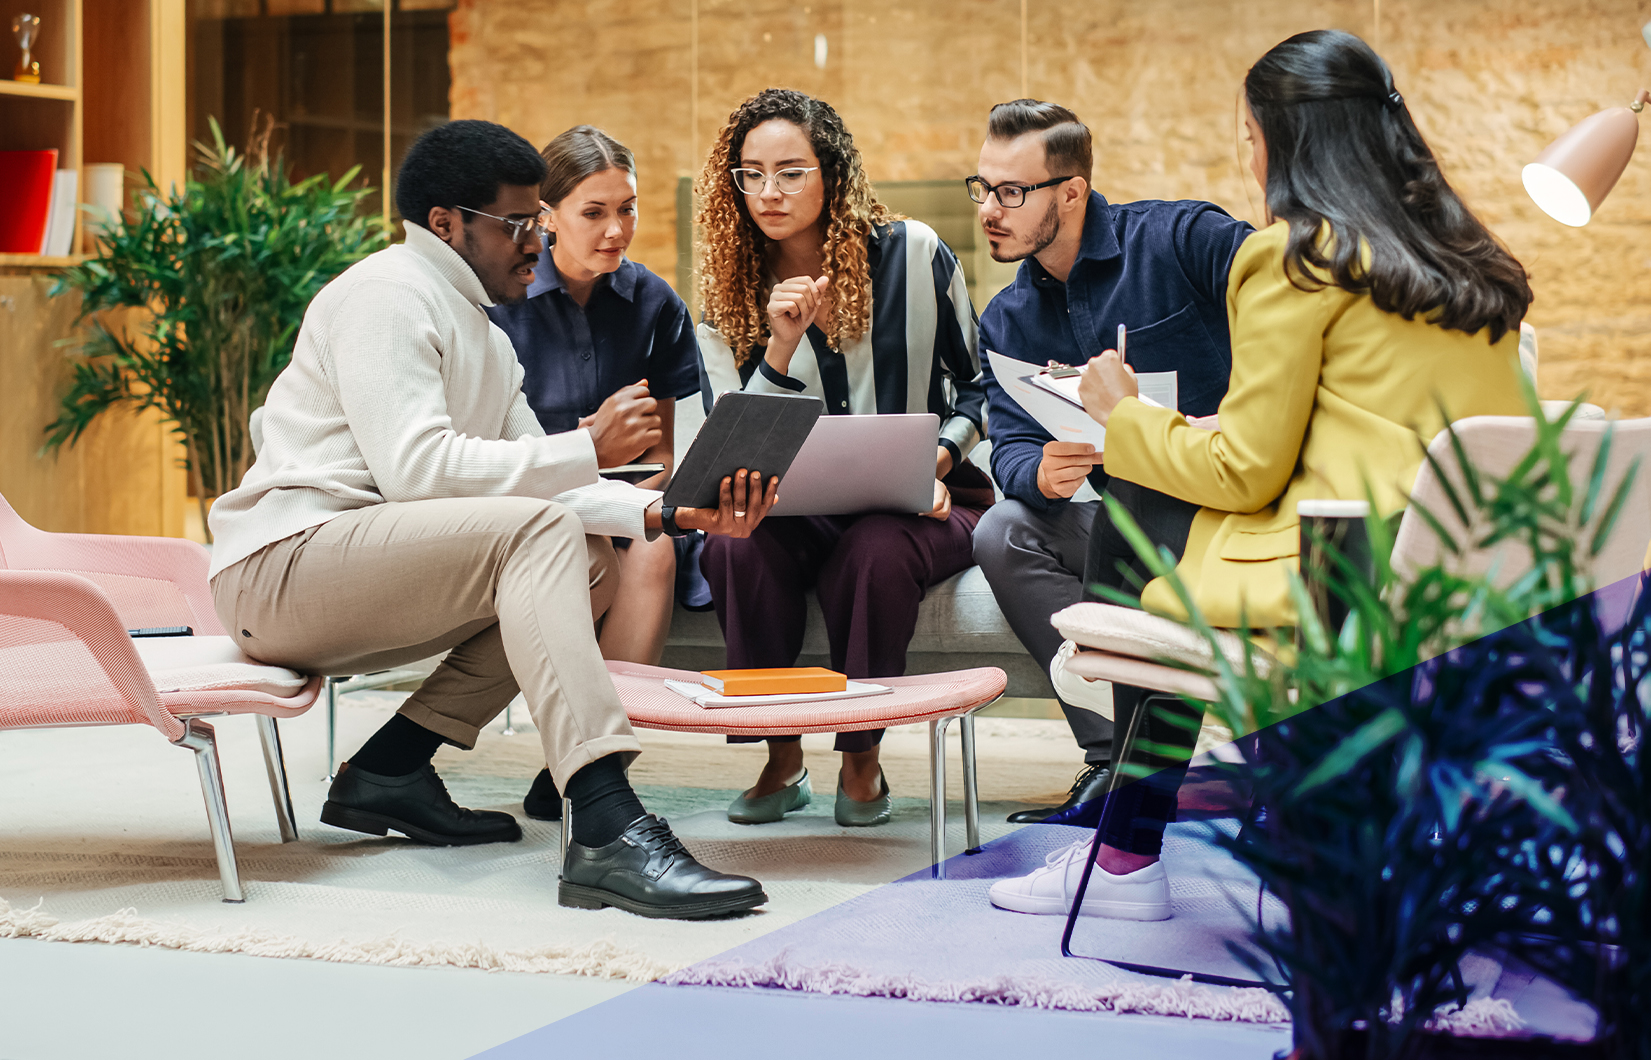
210,497,642,787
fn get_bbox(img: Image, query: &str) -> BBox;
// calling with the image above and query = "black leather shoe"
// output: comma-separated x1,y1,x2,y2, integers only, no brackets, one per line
1006,763,1113,827
560,814,767,919
523,768,562,821
321,761,523,846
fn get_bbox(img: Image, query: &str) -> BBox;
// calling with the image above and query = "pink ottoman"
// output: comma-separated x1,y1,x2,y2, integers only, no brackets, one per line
590,661,1008,879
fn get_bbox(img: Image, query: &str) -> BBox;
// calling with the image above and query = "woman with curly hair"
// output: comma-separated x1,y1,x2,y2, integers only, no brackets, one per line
695,88,991,828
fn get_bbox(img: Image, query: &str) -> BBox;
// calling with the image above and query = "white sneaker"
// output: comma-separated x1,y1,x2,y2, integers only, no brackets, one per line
1049,639,1114,720
988,838,1172,921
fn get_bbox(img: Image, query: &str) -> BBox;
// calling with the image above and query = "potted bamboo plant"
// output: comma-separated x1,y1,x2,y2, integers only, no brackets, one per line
1099,390,1645,1059
45,116,387,539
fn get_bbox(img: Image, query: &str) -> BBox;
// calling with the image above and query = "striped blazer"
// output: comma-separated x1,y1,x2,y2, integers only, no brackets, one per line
697,219,985,466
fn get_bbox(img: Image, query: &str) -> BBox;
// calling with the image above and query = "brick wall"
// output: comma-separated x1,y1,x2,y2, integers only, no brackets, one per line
450,0,1651,412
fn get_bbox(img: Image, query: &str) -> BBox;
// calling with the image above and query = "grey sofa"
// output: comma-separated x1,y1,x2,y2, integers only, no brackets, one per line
659,564,1054,698
661,403,1058,698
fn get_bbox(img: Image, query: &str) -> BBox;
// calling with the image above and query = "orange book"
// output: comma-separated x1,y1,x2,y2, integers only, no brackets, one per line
699,667,848,696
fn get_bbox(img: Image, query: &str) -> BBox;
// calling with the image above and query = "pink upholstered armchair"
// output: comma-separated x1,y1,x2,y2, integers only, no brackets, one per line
0,493,321,902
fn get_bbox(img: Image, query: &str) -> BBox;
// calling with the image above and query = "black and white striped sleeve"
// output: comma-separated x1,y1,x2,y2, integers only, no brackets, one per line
929,234,984,465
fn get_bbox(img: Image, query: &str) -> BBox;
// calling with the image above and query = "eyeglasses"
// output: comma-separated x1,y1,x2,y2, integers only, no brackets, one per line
455,205,548,244
729,167,819,196
964,175,1072,209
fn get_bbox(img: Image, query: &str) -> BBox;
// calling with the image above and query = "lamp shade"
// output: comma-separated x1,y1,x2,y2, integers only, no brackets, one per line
1523,103,1642,226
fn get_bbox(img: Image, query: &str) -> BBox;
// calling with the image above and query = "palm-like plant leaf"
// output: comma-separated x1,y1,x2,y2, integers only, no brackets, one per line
46,115,387,538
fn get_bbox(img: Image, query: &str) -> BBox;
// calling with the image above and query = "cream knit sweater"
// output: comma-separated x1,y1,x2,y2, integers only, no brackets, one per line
208,222,659,578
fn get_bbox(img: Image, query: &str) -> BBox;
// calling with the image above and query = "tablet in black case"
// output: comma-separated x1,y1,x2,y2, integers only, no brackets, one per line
662,392,824,510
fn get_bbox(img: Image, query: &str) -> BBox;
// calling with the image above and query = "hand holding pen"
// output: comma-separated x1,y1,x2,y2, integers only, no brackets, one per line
1078,323,1139,427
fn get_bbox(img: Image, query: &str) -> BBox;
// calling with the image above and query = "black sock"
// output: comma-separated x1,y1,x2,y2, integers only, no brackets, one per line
565,754,647,848
348,714,446,777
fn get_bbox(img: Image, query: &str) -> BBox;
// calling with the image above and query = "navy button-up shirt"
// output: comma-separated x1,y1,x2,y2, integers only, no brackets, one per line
487,256,701,434
980,190,1253,510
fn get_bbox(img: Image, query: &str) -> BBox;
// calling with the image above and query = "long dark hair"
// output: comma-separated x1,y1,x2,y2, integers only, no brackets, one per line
1245,30,1530,343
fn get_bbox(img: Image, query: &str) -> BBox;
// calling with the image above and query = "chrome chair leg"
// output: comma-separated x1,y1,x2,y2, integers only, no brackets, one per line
175,718,245,903
960,713,981,854
559,796,572,872
929,717,950,879
255,714,299,843
323,676,339,781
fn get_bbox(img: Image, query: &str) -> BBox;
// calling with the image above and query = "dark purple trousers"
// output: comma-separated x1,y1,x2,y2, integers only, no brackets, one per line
701,507,985,752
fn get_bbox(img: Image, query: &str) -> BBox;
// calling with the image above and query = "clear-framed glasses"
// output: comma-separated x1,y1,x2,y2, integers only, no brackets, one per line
964,174,1072,209
455,205,549,244
730,166,819,196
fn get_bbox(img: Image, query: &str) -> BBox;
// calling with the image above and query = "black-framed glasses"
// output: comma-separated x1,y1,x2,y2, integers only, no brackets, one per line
455,205,548,244
730,167,819,196
964,175,1072,208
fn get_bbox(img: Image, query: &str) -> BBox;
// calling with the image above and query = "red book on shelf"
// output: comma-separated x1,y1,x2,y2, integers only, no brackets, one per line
0,149,59,254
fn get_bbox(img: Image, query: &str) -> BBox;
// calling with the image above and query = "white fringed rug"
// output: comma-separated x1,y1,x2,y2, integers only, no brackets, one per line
0,691,1055,983
0,690,1585,1037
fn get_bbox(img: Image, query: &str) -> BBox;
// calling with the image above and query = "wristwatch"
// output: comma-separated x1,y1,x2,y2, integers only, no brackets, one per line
659,505,691,538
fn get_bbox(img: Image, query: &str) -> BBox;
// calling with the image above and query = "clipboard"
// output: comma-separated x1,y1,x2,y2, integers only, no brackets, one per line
662,391,824,509
1028,365,1177,412
989,350,1108,448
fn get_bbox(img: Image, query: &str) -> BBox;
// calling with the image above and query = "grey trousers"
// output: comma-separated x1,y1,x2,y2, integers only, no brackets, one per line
210,496,642,788
972,497,1113,766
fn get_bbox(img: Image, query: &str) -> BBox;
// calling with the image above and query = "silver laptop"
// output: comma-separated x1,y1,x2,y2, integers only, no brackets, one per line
766,413,939,517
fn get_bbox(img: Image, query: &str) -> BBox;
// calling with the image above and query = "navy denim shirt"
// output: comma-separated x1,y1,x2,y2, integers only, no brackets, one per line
980,190,1253,511
487,255,701,434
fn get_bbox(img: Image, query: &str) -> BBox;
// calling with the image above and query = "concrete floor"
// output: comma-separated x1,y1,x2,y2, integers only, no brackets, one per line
0,691,1276,1060
0,927,1295,1060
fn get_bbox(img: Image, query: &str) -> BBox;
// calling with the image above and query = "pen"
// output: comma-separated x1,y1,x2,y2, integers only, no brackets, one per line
1116,323,1127,363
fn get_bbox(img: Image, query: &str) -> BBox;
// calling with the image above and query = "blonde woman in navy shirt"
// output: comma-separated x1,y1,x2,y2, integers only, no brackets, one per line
485,125,702,819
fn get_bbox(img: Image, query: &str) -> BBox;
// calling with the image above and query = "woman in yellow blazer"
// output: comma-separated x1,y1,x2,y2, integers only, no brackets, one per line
988,29,1531,923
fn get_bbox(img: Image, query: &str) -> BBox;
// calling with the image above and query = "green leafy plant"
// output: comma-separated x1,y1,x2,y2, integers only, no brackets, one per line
1095,384,1643,1058
46,115,387,538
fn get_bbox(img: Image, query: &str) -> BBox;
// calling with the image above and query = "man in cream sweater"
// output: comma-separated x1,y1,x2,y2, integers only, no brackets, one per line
209,120,776,920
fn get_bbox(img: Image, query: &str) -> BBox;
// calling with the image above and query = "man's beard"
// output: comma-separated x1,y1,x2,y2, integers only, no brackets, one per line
988,197,1060,263
461,225,535,305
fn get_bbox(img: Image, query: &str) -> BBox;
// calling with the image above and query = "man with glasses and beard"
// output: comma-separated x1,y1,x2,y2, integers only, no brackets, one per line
208,120,774,919
967,101,1252,825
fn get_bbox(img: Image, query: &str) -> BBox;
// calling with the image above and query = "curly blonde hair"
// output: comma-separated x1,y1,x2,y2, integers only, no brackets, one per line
696,89,899,365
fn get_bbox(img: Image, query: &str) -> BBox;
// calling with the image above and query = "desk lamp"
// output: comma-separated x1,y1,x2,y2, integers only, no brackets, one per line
1521,25,1651,226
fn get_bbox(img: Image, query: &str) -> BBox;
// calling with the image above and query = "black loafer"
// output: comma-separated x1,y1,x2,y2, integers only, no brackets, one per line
523,768,562,821
320,761,522,846
1007,763,1113,826
560,814,767,919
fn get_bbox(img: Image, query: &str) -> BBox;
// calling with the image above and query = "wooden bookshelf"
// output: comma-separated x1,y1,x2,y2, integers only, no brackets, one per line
0,79,78,101
0,0,80,259
0,253,83,269
0,0,188,539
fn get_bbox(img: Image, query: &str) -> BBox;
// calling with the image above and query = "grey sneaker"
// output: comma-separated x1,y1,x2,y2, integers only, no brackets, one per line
834,770,892,827
726,770,812,824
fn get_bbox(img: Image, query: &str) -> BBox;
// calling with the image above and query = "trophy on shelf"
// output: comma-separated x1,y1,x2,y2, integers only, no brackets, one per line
12,13,41,84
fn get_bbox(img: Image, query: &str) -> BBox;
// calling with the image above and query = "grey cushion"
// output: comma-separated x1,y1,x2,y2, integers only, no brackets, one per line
666,565,1024,657
665,407,1051,694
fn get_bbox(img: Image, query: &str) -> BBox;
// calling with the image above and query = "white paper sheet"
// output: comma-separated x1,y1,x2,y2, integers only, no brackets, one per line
988,349,1109,448
1030,367,1177,412
663,679,894,709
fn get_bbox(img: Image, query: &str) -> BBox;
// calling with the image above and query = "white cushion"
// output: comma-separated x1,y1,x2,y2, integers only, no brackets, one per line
1539,400,1605,422
1053,640,1220,711
1050,602,1273,677
132,635,310,697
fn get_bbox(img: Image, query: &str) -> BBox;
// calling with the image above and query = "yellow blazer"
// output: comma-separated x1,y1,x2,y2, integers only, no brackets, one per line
1103,221,1526,629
